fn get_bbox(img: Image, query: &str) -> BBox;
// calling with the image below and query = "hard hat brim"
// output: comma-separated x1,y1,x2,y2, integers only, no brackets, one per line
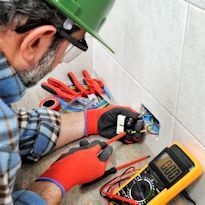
73,14,115,54
46,0,115,53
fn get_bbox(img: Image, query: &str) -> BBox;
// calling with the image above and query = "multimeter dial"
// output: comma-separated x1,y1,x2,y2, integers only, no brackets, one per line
119,168,165,205
129,176,154,203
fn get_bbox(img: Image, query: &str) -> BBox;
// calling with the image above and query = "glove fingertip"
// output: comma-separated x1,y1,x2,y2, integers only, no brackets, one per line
98,146,113,162
79,139,89,147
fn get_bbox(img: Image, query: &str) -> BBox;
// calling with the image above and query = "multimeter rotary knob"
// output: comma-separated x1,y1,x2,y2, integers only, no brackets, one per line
129,176,155,204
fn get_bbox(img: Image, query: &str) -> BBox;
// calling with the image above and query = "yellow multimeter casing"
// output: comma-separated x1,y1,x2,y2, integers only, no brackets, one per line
113,143,203,205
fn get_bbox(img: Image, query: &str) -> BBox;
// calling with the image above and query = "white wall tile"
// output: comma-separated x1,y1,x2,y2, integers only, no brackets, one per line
185,0,205,10
98,0,127,67
176,5,205,146
122,70,175,154
93,41,126,105
93,41,174,154
173,121,205,204
125,0,188,114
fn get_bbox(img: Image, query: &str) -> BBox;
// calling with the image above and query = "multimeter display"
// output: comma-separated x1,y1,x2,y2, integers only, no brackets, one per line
154,153,183,183
114,144,202,205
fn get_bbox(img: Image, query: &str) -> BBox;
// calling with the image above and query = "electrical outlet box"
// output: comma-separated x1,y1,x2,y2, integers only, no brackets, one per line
140,104,160,140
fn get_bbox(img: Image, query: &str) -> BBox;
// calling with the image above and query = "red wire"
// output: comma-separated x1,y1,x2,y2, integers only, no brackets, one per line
116,156,150,171
100,167,139,205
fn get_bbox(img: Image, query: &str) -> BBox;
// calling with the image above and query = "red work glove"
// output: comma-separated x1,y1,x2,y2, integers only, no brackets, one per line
36,139,112,197
85,106,145,144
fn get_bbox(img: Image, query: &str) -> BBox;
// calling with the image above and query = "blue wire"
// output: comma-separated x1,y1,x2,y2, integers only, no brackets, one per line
59,98,108,112
103,87,111,99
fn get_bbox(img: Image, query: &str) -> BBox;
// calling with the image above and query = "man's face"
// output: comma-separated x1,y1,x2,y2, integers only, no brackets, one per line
16,36,61,88
0,25,86,88
17,29,86,88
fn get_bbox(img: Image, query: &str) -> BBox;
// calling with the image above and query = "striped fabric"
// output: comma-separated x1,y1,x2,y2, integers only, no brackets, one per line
18,108,60,162
0,52,61,204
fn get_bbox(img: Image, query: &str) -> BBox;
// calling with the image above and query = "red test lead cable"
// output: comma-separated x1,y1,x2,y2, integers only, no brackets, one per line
105,193,138,205
116,155,150,171
100,167,139,205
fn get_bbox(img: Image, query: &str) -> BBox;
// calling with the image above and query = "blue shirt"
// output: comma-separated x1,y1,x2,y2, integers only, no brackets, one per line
0,53,61,205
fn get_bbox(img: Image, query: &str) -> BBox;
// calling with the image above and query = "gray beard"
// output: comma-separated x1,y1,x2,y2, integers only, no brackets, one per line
17,48,57,88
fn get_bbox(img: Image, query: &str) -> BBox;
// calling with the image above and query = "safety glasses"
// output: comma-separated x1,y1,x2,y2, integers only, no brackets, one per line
15,18,88,62
63,43,85,63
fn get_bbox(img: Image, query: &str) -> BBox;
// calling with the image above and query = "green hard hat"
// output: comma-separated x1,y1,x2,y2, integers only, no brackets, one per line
46,0,115,53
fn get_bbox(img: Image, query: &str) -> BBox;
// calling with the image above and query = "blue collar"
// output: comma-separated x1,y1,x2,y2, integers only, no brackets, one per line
0,53,25,105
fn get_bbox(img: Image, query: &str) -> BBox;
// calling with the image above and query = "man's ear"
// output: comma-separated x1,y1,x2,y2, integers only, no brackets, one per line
20,25,57,66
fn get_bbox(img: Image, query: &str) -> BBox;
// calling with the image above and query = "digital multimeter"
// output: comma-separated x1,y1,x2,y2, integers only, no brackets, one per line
113,143,203,205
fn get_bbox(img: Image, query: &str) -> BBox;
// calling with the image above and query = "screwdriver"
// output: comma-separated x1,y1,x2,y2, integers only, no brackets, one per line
106,132,127,145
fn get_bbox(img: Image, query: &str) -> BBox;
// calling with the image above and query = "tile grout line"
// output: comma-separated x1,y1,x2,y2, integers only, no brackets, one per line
175,118,205,149
172,3,190,140
121,0,129,101
183,0,205,11
92,2,204,148
96,40,177,116
124,0,129,70
94,41,205,149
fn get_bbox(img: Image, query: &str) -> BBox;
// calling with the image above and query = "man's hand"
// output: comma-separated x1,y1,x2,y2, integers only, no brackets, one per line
85,106,145,144
36,139,113,197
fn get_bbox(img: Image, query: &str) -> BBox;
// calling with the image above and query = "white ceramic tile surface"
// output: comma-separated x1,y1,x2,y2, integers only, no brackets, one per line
93,40,174,154
173,121,205,204
122,70,174,154
176,5,205,146
98,0,127,67
185,0,205,9
93,41,126,105
125,0,188,114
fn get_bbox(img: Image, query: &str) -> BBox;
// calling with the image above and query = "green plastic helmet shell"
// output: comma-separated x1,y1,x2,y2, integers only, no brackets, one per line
46,0,115,53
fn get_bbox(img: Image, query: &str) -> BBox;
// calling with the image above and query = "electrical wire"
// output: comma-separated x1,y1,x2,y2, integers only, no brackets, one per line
100,167,139,205
141,114,160,136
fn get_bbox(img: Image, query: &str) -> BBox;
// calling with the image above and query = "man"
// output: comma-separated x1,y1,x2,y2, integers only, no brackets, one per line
0,0,144,204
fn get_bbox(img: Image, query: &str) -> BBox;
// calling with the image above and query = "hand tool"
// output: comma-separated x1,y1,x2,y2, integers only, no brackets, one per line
41,78,80,101
106,132,127,145
68,71,105,94
68,71,99,105
82,70,112,104
68,72,88,96
68,71,107,105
